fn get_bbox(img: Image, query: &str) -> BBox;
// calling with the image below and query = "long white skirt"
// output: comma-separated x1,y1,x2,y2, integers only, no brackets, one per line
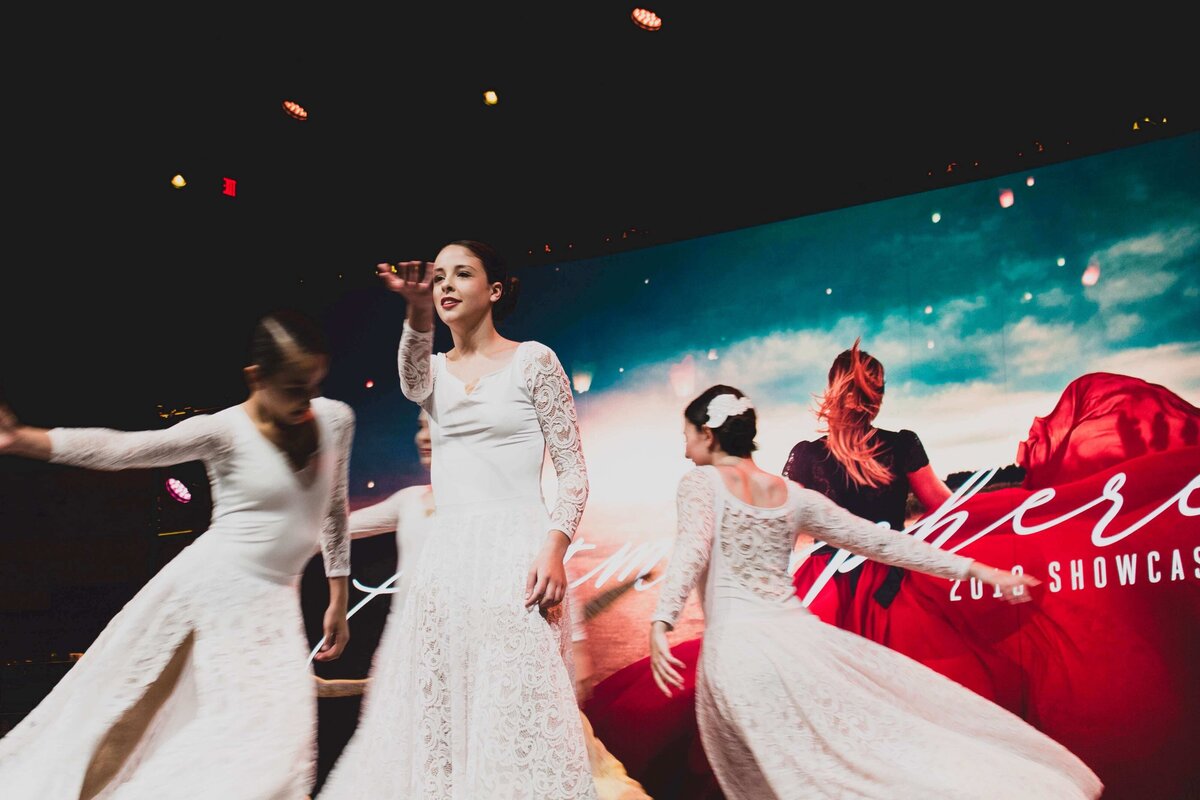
0,542,315,799
319,500,596,800
697,607,1103,800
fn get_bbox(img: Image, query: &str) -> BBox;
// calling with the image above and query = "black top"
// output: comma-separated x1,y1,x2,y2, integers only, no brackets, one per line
782,428,929,532
783,428,930,608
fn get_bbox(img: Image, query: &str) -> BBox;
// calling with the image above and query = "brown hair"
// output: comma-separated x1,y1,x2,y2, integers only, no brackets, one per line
816,338,891,488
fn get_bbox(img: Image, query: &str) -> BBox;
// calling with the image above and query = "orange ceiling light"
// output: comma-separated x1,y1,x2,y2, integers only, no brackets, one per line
282,100,308,121
631,8,663,31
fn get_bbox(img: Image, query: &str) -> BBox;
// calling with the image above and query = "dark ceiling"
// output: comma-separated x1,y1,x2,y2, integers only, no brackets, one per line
3,5,1195,420
13,7,1197,261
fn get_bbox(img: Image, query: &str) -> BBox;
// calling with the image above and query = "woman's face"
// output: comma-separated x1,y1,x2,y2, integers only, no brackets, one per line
431,244,501,328
683,419,713,466
257,351,328,427
415,413,432,469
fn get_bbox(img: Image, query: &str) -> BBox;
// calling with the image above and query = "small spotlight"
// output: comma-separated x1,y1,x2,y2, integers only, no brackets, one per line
170,174,187,189
483,90,499,106
1081,262,1101,287
1026,176,1035,187
1057,257,1066,267
707,349,719,361
573,371,593,394
927,340,936,350
166,477,192,504
1021,291,1033,303
924,305,933,315
825,288,832,295
931,212,941,223
998,189,1014,208
282,100,308,121
631,8,663,30
367,480,376,489
365,380,375,389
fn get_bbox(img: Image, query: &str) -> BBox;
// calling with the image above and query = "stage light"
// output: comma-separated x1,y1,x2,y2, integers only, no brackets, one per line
707,349,719,361
282,100,308,121
171,174,186,189
573,370,593,394
367,480,376,489
1057,257,1066,267
365,380,375,389
166,477,192,504
1026,176,1036,187
931,212,941,223
483,90,499,106
927,340,936,350
1022,292,1033,303
825,288,832,295
1081,262,1101,287
924,305,933,314
631,8,663,30
998,189,1014,208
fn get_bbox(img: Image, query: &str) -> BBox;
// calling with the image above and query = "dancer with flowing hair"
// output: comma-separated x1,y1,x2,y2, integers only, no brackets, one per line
785,338,954,630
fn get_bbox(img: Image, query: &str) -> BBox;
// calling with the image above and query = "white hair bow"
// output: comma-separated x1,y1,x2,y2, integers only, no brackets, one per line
705,394,754,428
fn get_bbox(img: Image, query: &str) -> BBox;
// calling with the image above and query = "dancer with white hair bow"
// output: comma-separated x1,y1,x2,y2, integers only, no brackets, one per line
648,383,1103,799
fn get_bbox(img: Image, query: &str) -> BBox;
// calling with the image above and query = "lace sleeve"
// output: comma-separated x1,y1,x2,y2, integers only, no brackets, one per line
398,320,435,405
652,468,716,628
48,413,233,470
794,485,972,581
318,400,354,578
521,342,588,541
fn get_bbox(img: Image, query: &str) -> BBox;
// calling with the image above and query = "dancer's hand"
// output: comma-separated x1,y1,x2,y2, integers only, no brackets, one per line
378,260,435,330
526,531,570,611
377,261,434,303
315,606,350,661
649,621,686,698
0,404,17,451
970,562,1041,604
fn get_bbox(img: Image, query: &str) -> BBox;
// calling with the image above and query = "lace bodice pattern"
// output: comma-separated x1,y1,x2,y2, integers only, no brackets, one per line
397,321,587,539
653,466,972,627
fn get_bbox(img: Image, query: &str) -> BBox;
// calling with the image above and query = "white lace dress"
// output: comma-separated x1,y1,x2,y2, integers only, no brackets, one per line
652,466,1104,800
319,322,596,799
0,397,354,800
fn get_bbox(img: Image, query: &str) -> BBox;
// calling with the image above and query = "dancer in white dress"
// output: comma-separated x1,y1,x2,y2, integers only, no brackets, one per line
0,308,354,799
317,411,649,800
649,385,1104,800
319,240,596,799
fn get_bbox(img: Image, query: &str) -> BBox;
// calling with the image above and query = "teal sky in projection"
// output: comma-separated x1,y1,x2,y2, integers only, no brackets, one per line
509,132,1198,400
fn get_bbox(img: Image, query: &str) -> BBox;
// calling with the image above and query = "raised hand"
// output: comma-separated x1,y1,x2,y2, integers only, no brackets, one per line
377,260,434,304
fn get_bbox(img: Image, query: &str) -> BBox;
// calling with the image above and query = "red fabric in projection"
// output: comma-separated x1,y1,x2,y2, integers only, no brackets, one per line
583,374,1200,800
